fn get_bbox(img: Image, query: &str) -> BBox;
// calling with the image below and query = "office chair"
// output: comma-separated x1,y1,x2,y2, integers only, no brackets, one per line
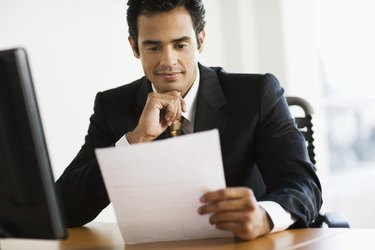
286,96,350,228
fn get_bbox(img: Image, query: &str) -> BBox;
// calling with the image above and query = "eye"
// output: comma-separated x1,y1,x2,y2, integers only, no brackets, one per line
147,46,160,52
175,43,188,49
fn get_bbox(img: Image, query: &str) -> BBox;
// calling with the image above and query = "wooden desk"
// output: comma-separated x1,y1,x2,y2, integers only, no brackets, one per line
0,223,372,250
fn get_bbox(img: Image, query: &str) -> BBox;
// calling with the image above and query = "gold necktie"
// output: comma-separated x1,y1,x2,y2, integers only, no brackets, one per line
168,118,184,137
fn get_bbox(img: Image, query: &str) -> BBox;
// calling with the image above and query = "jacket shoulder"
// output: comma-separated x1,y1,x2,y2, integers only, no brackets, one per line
207,66,282,97
210,66,279,87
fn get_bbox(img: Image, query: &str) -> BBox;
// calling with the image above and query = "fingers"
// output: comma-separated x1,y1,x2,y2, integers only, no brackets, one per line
209,211,252,224
132,90,186,142
164,99,182,126
150,91,186,125
208,209,272,240
215,222,259,240
197,187,272,240
200,187,254,203
171,90,186,111
215,222,243,235
197,187,257,221
198,196,256,215
164,99,179,126
198,187,256,218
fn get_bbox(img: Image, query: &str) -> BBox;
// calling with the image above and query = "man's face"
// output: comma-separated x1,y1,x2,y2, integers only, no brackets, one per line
129,7,205,97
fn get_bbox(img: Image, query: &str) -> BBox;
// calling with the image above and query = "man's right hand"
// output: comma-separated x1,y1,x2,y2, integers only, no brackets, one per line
126,90,186,144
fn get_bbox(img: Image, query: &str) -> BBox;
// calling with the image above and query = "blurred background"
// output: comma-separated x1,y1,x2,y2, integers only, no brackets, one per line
1,0,374,227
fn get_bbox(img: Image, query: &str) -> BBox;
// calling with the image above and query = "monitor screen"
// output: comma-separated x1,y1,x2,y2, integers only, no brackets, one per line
0,48,67,239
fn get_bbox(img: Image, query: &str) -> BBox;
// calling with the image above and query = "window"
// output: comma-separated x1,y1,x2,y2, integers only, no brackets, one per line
315,0,375,172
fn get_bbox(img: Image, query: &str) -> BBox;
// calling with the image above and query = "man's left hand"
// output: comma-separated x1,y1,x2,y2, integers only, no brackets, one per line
198,187,272,240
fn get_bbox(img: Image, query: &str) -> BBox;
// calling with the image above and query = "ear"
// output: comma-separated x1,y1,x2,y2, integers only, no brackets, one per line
128,36,140,58
198,29,206,53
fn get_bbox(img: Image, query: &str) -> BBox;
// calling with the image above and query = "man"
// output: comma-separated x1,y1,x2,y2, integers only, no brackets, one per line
56,0,322,240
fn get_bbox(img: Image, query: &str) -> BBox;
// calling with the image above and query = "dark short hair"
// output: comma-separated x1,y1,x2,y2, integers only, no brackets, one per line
127,0,206,51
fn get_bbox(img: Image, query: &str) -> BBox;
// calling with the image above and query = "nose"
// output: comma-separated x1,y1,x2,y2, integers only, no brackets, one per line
160,47,177,68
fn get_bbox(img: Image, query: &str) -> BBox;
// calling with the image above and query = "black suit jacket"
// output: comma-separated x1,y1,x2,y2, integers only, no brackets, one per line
56,64,322,228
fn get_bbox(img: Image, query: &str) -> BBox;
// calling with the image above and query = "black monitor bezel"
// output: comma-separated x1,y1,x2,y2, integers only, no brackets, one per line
0,48,67,239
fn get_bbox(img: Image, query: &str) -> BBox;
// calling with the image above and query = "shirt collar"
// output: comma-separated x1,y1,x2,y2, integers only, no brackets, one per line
151,66,200,124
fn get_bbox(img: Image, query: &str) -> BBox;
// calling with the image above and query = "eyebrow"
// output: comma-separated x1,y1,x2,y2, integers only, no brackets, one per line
142,36,192,46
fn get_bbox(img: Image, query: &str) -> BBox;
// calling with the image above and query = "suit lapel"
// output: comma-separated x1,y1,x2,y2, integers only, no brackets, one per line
194,64,228,134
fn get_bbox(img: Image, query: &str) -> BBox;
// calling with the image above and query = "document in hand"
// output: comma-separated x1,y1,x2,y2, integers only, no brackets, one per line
95,129,232,244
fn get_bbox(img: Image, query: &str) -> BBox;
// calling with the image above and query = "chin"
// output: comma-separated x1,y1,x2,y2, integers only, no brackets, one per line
154,82,184,93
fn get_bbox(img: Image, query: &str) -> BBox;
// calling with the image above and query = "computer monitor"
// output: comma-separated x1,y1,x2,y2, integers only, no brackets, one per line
0,48,67,239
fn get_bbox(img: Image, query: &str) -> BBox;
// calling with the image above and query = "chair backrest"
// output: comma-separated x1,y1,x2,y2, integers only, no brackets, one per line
286,96,316,169
286,97,351,228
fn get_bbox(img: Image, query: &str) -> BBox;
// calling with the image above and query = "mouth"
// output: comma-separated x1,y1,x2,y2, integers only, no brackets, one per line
156,72,183,81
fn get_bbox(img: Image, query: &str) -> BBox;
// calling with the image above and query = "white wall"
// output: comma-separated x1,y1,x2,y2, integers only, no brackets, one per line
0,0,139,180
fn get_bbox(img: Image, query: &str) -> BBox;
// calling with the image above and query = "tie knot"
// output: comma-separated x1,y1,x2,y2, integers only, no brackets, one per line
169,118,184,137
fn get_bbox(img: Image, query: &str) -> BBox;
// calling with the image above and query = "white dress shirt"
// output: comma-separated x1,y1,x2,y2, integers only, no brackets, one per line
116,67,295,233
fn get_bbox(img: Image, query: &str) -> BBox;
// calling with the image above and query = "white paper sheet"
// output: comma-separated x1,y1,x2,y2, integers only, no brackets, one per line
95,129,232,244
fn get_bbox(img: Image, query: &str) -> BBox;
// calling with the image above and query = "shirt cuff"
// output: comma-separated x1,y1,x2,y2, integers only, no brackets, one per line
258,201,296,233
115,134,130,147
